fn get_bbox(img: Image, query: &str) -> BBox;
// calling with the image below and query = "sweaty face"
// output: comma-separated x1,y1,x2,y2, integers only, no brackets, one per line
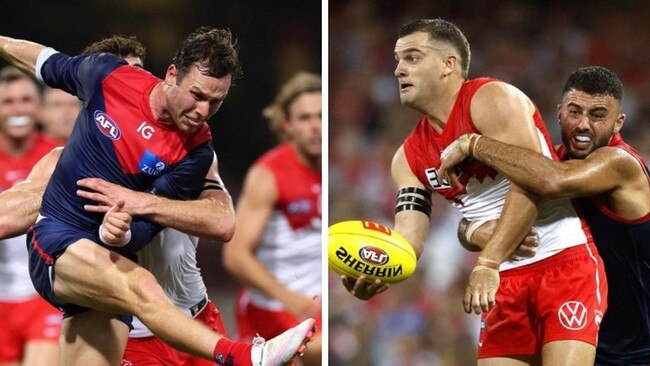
394,32,448,111
0,78,41,140
39,88,81,141
165,64,231,133
559,89,624,159
285,92,322,159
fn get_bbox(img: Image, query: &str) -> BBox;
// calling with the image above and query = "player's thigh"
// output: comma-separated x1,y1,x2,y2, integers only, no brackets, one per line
541,340,595,366
60,309,130,366
21,341,58,366
53,239,155,314
479,356,539,366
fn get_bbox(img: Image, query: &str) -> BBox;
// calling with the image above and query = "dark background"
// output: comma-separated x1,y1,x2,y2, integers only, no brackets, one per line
0,0,321,332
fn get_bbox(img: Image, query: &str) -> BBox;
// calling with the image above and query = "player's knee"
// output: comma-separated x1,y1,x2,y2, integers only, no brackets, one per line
128,269,171,312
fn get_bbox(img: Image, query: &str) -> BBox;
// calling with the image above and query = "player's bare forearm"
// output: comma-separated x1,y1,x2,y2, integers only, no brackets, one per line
0,182,45,239
139,191,235,242
480,185,538,264
0,36,45,77
394,210,428,258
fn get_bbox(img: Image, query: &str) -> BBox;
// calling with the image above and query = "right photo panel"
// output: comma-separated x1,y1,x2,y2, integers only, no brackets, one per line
328,1,650,365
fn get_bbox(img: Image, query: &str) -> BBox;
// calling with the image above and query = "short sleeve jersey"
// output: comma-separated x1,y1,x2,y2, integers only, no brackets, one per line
37,51,213,233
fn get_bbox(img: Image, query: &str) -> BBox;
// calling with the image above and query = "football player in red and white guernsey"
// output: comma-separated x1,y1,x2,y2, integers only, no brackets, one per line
224,72,322,365
342,19,607,365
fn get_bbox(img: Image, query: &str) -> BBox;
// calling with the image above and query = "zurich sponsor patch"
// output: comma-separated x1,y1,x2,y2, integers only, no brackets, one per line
94,110,121,140
138,150,168,176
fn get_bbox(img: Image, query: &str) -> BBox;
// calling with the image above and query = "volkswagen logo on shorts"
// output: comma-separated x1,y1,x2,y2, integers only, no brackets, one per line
558,301,588,330
94,110,121,140
359,246,389,266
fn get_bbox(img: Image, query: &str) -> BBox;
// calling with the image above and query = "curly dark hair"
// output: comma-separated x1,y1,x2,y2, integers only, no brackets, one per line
82,35,147,62
562,66,623,101
172,26,243,83
398,18,471,79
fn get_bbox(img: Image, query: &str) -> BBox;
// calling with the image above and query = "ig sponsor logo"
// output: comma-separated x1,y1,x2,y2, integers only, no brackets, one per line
359,246,389,266
94,111,121,140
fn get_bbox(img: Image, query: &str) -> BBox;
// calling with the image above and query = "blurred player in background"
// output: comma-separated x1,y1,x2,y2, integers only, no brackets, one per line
341,18,606,365
224,72,322,365
442,66,650,365
38,87,81,142
0,66,63,366
0,27,314,366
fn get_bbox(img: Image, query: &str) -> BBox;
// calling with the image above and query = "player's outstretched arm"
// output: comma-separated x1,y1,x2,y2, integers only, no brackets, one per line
441,134,638,201
0,147,61,239
77,154,235,242
462,82,542,314
222,163,320,320
0,36,46,77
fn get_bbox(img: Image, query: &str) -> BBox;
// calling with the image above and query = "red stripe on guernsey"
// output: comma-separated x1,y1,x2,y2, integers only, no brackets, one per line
101,67,211,174
403,77,557,201
258,143,321,230
30,229,53,264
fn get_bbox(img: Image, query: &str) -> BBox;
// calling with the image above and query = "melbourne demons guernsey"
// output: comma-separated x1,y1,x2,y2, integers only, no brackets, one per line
130,228,207,338
35,50,213,250
403,78,590,271
0,134,61,300
248,143,321,310
559,134,650,363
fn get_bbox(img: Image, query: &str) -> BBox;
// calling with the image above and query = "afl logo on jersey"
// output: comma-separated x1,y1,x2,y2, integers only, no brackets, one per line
94,111,121,140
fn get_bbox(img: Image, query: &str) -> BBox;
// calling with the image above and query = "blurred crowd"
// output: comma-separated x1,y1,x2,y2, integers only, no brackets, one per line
329,1,650,365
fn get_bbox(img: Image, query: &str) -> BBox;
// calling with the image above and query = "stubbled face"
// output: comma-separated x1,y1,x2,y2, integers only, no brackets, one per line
394,32,448,111
39,88,81,141
559,89,624,159
164,63,231,133
0,78,41,140
285,91,322,159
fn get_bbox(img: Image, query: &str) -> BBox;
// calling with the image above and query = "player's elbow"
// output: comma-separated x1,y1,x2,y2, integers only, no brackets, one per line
535,176,568,199
215,220,236,242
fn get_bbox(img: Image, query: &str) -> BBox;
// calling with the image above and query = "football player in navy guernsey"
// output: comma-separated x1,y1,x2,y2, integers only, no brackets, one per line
441,66,650,365
0,28,315,366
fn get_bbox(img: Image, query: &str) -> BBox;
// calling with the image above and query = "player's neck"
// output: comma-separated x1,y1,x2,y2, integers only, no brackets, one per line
148,82,172,123
0,132,35,157
424,78,463,133
293,143,321,171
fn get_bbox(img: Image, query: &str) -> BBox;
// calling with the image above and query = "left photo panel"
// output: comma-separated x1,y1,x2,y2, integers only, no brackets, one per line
0,2,322,366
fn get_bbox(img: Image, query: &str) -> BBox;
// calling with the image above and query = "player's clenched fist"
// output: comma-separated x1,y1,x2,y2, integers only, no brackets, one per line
99,200,132,247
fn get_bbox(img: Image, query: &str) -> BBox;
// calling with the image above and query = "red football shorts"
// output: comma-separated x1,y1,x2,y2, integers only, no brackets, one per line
478,243,608,358
236,291,322,342
0,296,62,362
122,301,226,366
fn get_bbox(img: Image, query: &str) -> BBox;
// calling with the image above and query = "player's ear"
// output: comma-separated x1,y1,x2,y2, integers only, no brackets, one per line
164,64,178,86
443,55,457,78
614,113,625,134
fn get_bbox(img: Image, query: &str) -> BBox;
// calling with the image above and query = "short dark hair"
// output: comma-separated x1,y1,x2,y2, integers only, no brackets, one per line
562,66,623,101
172,26,243,83
398,18,471,79
82,35,147,62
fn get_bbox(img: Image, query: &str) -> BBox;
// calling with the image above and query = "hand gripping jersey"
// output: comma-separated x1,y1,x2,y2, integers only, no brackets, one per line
0,134,61,300
35,49,213,252
403,78,592,271
559,134,650,364
130,228,207,338
247,143,321,310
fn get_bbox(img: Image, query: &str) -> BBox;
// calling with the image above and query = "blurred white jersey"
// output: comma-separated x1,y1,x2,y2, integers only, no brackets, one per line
0,234,38,301
247,143,322,311
130,228,207,338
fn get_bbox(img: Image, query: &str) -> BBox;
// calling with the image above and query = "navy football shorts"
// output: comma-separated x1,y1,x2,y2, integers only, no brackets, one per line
26,217,133,328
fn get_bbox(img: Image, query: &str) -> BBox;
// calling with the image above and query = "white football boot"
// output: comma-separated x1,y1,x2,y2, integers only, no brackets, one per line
250,318,316,366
